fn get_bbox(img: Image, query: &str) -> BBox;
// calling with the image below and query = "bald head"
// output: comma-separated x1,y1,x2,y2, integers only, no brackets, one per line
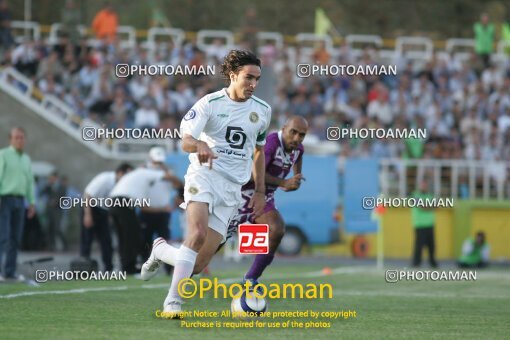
282,116,308,151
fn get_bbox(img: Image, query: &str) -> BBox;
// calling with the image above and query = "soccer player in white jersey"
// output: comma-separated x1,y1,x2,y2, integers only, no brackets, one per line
140,50,271,315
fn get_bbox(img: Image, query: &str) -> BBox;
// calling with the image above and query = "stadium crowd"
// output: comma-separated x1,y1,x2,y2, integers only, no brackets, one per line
1,0,510,168
3,32,510,165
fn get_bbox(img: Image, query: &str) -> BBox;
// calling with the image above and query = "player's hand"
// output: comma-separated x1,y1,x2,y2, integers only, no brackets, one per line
83,212,93,228
197,141,218,169
249,191,265,219
282,174,304,191
27,205,36,219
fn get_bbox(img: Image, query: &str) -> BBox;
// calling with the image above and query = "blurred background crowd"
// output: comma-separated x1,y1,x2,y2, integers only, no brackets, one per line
2,3,510,164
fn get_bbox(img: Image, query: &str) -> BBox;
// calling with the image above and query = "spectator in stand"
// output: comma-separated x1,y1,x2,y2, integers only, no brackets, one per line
11,40,40,78
0,0,13,51
91,2,118,43
240,6,260,53
134,97,159,130
473,13,494,69
36,51,65,82
61,0,82,46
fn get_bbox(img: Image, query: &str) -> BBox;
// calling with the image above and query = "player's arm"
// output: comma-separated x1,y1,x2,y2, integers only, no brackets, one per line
82,173,107,228
141,205,172,213
182,134,217,169
277,158,304,192
82,193,94,228
156,163,184,188
249,145,266,218
180,99,217,169
293,157,302,175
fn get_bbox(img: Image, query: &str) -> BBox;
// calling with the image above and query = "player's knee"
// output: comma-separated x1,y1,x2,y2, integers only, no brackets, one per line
271,223,286,241
188,225,207,246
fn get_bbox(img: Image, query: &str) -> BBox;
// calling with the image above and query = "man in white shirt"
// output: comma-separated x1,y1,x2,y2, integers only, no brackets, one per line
109,165,181,274
80,163,133,272
140,50,271,315
140,147,183,274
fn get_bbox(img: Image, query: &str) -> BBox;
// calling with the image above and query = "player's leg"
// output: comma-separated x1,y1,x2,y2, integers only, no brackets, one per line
244,209,285,282
163,201,208,311
192,227,224,274
412,228,423,267
427,227,438,268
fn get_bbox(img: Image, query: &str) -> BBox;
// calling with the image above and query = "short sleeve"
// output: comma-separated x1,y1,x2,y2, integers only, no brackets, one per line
85,172,109,197
180,96,210,139
256,106,272,146
264,134,278,168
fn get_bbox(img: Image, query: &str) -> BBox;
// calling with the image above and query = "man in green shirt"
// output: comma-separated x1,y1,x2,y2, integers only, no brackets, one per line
411,180,438,268
473,13,495,68
458,231,489,268
0,127,36,280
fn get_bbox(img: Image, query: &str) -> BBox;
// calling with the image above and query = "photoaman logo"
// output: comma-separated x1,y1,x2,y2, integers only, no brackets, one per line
238,224,269,254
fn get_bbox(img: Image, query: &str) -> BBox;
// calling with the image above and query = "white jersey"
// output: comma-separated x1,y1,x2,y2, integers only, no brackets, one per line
84,171,116,209
109,168,164,201
84,171,116,199
145,163,174,208
180,88,271,185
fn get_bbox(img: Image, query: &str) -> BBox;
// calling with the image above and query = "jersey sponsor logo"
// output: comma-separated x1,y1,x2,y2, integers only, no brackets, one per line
249,112,259,123
225,126,247,149
216,113,228,118
238,224,269,254
215,147,247,158
188,186,199,194
184,109,196,121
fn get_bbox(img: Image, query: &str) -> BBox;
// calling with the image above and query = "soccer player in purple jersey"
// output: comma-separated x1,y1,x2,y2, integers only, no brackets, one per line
226,116,308,287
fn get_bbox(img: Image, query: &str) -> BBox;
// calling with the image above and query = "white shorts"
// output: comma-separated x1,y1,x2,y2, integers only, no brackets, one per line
180,166,242,241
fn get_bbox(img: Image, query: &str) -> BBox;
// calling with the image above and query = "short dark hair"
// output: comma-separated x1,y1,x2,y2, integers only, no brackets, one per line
220,49,261,82
115,162,133,174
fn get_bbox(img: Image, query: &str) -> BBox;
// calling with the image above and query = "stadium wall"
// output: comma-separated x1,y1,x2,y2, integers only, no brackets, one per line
362,202,510,261
0,90,123,190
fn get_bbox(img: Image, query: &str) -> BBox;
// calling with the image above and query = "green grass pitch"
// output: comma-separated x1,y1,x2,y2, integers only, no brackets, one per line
1,264,509,339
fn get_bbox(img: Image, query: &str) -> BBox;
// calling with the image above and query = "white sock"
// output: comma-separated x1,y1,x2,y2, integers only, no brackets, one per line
154,241,179,266
166,245,198,303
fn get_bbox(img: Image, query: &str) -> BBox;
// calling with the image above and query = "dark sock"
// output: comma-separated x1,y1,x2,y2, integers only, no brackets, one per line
245,253,275,280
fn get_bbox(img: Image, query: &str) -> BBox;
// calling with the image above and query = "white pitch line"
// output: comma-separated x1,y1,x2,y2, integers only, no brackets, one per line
0,266,366,300
0,286,128,299
333,290,510,299
2,266,508,300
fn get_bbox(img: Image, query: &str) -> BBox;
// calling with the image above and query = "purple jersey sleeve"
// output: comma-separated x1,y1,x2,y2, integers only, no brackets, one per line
264,133,280,168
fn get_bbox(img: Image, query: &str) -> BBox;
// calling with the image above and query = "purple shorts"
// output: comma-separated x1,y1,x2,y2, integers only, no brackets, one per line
225,189,276,241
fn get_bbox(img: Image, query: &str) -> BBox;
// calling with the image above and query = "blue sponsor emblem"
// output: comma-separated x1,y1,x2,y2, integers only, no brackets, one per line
184,109,196,121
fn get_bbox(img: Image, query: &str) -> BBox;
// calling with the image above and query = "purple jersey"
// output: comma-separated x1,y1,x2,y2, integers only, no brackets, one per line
226,131,304,240
243,131,304,194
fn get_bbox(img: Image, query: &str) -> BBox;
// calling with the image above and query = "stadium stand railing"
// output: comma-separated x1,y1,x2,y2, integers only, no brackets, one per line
345,34,383,58
0,67,176,161
5,21,510,200
196,29,235,52
381,159,510,200
445,38,475,62
10,20,40,43
144,27,185,50
9,21,510,63
257,32,284,50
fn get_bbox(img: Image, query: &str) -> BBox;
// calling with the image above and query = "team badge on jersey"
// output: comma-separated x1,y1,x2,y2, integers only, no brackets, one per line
188,186,199,194
184,109,196,121
249,112,259,123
